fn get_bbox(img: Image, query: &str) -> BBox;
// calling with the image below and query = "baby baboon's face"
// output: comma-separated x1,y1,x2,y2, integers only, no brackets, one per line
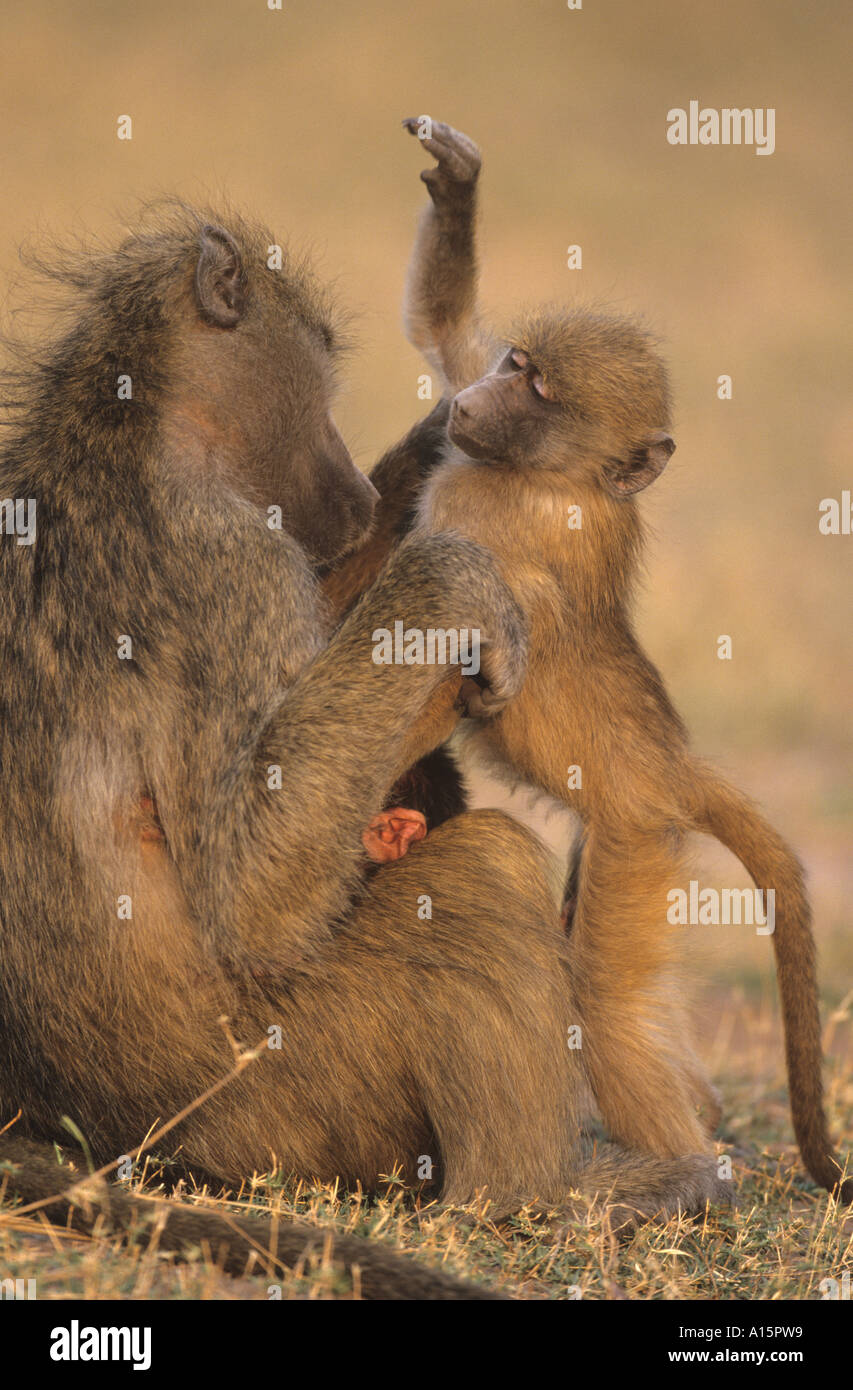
448,311,675,496
448,347,557,466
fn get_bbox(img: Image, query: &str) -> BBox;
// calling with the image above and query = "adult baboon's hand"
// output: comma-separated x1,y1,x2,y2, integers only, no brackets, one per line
374,531,529,714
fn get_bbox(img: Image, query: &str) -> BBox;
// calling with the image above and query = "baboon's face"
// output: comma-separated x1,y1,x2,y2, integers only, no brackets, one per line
448,348,556,466
448,334,675,497
231,326,379,567
168,223,378,568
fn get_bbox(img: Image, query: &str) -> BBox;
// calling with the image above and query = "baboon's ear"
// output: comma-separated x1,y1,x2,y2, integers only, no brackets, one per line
195,225,246,328
603,430,675,496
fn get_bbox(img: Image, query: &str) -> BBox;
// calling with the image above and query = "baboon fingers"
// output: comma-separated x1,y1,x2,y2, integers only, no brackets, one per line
402,116,481,184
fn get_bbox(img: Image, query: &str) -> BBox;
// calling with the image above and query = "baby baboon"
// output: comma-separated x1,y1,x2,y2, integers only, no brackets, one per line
402,118,851,1202
362,746,468,864
0,197,728,1290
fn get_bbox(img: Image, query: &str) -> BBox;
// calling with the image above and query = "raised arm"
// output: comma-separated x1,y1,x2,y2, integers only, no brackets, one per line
323,119,498,621
402,117,498,392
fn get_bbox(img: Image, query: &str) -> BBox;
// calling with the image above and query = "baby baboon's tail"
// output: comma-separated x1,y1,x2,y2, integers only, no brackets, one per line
695,771,851,1203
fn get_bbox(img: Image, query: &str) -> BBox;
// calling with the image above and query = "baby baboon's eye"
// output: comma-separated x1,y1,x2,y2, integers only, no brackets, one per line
509,349,529,370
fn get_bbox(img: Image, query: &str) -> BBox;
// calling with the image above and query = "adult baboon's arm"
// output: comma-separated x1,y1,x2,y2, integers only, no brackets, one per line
190,533,528,974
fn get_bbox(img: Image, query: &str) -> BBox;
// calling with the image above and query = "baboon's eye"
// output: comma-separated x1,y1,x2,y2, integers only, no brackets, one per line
509,349,529,370
531,373,549,399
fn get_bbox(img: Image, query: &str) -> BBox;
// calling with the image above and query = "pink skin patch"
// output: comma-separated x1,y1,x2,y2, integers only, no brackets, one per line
362,807,428,863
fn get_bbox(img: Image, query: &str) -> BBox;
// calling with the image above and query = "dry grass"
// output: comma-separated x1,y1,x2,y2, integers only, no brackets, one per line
2,990,851,1301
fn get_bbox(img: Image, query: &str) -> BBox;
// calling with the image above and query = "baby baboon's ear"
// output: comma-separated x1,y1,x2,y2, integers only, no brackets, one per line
603,429,675,496
195,225,246,328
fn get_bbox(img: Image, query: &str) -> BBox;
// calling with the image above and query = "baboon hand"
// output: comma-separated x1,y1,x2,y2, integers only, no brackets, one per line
381,533,528,712
402,116,481,204
459,675,512,720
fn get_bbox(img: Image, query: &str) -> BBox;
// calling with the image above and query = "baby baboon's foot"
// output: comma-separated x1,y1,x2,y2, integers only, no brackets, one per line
362,807,427,863
402,116,481,204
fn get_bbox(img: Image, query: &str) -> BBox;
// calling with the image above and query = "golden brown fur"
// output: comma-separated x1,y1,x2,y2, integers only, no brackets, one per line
402,118,850,1202
0,193,730,1296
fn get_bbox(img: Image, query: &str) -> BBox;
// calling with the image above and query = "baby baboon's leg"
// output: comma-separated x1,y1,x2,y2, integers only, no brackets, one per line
567,823,712,1159
360,810,727,1223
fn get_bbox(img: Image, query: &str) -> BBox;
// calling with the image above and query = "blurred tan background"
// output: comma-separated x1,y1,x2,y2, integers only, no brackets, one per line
1,2,850,1026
